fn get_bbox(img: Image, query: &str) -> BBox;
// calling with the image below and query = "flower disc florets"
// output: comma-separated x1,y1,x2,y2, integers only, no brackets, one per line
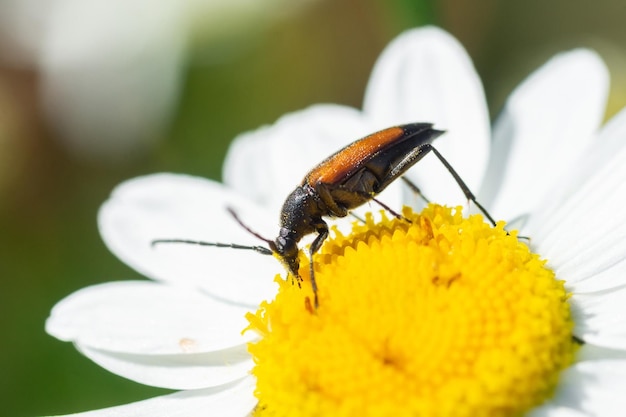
246,204,576,417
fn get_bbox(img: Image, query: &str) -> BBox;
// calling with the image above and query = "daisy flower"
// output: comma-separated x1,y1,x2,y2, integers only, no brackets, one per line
46,26,626,416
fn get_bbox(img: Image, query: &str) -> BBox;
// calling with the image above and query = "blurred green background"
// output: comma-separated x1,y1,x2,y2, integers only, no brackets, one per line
1,0,626,415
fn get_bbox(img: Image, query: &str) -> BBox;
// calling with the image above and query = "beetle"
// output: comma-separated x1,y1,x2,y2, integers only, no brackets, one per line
153,123,497,307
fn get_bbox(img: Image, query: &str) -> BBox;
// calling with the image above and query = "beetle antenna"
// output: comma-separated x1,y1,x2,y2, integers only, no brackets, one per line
151,239,272,255
150,207,275,255
226,207,275,247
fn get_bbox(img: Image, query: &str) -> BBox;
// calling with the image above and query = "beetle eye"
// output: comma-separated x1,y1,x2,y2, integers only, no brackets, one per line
275,237,298,258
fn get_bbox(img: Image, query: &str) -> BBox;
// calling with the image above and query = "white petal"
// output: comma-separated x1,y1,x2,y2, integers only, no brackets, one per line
546,360,626,416
524,110,626,297
567,256,626,293
528,405,587,417
49,376,255,417
46,281,255,354
537,105,626,218
483,49,608,222
363,26,490,205
570,287,626,349
577,344,626,362
554,223,626,292
528,106,626,240
98,173,281,306
223,104,369,214
77,345,252,390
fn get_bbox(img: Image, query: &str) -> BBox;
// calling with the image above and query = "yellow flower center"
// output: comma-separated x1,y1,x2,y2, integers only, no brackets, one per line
245,204,576,417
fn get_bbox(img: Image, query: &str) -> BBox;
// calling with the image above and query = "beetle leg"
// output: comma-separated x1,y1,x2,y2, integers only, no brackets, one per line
381,143,497,226
401,177,430,205
308,219,329,308
314,182,350,217
419,144,498,227
332,185,406,221
349,211,366,223
371,197,404,220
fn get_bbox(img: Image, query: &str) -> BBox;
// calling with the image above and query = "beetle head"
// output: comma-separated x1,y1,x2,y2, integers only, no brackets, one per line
273,230,300,277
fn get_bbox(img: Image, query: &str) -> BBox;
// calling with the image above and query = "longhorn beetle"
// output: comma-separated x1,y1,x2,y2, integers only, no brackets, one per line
153,123,498,307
